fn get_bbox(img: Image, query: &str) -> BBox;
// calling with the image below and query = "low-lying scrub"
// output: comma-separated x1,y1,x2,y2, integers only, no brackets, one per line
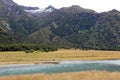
0,44,58,52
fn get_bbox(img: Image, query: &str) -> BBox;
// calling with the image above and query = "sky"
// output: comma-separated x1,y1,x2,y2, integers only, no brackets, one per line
13,0,120,12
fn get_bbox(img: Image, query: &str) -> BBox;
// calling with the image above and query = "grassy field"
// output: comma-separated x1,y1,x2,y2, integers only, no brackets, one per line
0,71,120,80
0,49,120,64
0,50,120,80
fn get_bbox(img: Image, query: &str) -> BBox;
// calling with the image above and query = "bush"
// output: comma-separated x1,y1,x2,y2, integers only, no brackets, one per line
25,49,35,53
25,50,29,53
0,44,58,52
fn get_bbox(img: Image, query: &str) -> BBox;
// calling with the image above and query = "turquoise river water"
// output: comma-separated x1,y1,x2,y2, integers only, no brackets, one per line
0,60,120,76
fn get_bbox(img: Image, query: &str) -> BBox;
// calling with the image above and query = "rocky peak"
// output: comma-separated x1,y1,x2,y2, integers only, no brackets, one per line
59,5,96,14
70,5,83,10
45,5,55,10
44,5,56,12
109,9,119,13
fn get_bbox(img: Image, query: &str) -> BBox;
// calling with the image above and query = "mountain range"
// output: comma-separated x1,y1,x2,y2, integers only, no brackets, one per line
0,0,120,50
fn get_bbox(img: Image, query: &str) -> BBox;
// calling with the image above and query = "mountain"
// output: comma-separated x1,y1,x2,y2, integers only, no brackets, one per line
0,0,40,41
27,6,120,50
24,5,56,18
0,0,120,50
44,5,56,12
27,5,96,47
0,0,17,6
24,5,55,13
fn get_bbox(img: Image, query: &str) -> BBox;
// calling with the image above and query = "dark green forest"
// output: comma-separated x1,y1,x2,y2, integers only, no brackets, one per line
0,44,57,52
0,0,120,51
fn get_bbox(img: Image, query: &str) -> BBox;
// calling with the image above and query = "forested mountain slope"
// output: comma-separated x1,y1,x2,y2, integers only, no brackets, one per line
0,0,120,50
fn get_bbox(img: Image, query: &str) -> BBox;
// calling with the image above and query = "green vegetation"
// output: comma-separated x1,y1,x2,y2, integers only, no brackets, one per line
27,8,120,50
0,1,120,50
0,44,57,52
1,71,120,80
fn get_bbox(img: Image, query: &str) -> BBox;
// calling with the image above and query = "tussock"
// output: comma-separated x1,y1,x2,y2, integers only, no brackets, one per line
0,71,120,80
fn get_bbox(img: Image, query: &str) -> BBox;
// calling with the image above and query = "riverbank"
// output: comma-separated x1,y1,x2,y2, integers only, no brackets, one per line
1,59,120,68
0,71,120,80
0,50,120,79
0,49,120,64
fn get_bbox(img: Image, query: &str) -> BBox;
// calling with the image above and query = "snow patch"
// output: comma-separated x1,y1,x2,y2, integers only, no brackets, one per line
25,7,54,14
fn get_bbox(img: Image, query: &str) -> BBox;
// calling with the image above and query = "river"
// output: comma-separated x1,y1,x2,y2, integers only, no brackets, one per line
0,60,120,76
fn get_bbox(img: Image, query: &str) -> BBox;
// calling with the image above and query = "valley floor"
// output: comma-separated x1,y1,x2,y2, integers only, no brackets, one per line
0,50,120,80
0,71,120,80
0,49,120,64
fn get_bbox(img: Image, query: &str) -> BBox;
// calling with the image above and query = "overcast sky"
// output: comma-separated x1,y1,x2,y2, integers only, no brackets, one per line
13,0,120,12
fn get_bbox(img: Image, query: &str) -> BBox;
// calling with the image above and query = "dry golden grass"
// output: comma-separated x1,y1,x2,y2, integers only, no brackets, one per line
0,71,120,80
0,50,120,80
0,49,120,64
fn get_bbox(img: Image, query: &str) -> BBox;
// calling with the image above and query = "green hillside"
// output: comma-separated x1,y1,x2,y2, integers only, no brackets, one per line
0,0,120,50
28,7,120,50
